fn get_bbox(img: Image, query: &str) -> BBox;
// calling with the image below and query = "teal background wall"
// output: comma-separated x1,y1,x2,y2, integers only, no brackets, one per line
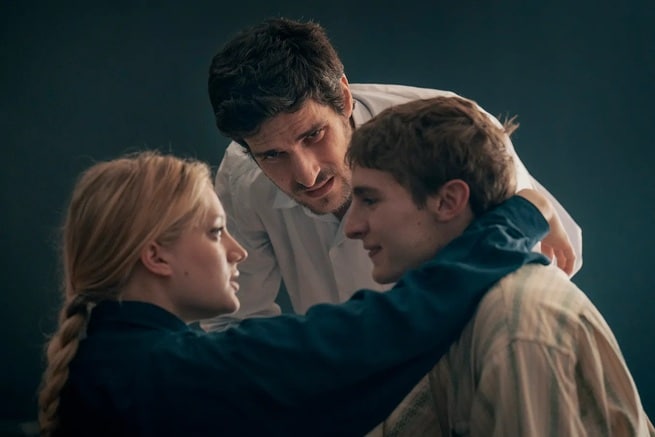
2,0,653,431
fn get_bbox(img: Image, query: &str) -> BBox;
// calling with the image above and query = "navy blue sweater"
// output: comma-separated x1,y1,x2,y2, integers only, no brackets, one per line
57,196,549,436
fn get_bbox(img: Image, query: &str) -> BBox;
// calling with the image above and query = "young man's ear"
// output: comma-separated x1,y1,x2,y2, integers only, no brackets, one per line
139,241,174,277
427,179,470,221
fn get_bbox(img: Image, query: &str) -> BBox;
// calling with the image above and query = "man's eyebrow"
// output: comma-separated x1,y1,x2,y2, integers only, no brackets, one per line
251,122,325,159
294,122,325,142
353,186,380,197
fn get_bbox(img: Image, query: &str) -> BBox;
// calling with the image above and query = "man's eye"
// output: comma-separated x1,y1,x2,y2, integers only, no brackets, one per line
362,198,377,206
306,128,324,142
261,151,281,160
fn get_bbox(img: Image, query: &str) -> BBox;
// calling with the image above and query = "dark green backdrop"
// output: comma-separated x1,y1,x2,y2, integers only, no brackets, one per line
2,0,654,431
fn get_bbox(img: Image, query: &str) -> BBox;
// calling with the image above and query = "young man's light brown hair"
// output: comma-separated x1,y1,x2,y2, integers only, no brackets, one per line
346,96,518,216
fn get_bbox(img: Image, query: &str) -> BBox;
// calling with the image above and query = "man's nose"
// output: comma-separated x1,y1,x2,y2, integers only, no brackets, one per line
291,150,320,188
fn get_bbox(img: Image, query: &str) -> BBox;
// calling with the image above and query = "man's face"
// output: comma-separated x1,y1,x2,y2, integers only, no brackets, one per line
244,80,354,217
345,166,452,284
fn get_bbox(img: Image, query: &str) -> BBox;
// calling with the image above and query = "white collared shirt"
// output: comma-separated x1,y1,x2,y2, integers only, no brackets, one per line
200,84,583,331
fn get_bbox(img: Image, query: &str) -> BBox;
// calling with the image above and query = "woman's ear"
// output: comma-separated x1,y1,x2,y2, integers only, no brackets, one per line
139,241,173,277
426,179,470,221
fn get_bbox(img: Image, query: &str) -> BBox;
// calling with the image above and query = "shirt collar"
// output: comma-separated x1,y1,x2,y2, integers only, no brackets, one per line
351,97,371,129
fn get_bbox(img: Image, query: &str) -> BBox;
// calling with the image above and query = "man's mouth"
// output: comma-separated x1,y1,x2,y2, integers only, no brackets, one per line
303,177,334,198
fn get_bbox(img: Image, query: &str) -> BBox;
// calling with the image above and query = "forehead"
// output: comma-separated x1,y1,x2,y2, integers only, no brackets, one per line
245,100,334,151
200,184,225,221
352,166,406,195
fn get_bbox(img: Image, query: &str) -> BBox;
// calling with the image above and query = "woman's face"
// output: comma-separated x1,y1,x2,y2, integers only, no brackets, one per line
163,185,247,322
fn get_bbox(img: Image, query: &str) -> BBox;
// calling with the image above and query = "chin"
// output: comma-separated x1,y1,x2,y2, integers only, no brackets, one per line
228,301,240,314
372,270,398,285
299,189,350,216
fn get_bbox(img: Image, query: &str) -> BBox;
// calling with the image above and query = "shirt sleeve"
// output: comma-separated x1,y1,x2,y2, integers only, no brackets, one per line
147,196,552,437
200,143,283,331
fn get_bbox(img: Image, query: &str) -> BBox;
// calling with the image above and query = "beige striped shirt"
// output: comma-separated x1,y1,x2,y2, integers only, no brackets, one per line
368,263,654,436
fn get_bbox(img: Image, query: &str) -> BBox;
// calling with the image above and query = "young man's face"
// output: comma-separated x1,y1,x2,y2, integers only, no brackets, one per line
243,78,354,218
345,166,452,284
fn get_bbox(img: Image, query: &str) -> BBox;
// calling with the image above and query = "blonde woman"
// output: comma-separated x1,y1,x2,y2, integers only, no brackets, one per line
38,151,568,436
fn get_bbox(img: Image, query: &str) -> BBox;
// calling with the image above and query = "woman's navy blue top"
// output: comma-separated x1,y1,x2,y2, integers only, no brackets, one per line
56,196,549,436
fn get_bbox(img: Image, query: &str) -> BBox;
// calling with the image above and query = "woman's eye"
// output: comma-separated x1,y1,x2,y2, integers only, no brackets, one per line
210,227,224,237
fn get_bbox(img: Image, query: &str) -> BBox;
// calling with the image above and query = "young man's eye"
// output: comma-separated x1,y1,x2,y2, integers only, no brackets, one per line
362,197,377,206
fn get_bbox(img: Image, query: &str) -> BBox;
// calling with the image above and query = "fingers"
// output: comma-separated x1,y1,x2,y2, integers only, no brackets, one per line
542,243,575,277
560,246,576,277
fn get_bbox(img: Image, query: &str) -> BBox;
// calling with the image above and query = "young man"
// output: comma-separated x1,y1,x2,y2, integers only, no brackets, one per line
344,96,653,436
202,17,582,331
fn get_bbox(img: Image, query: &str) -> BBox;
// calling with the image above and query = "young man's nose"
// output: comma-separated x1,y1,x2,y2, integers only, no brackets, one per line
344,208,367,240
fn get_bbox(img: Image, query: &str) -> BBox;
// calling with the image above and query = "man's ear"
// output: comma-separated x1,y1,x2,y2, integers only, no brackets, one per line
426,179,470,221
340,75,354,119
140,241,173,277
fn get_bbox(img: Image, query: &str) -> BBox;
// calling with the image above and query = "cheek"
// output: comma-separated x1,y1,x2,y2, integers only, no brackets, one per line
261,165,292,187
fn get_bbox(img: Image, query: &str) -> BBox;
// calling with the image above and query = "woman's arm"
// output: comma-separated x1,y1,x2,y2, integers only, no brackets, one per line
517,188,576,276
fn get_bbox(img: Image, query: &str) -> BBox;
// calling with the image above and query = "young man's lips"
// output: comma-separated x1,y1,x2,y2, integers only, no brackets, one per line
303,177,334,198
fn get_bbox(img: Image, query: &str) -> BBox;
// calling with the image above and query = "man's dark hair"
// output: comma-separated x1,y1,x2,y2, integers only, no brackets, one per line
208,17,346,146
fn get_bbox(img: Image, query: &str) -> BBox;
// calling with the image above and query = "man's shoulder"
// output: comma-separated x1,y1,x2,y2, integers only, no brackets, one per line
218,142,259,181
215,142,280,210
350,83,460,107
350,83,464,123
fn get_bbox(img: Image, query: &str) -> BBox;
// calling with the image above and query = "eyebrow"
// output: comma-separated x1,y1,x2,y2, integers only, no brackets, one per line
207,212,225,226
251,122,326,159
352,186,381,198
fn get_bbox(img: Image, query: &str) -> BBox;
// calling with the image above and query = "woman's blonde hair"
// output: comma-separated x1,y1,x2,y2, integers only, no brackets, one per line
38,150,212,435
